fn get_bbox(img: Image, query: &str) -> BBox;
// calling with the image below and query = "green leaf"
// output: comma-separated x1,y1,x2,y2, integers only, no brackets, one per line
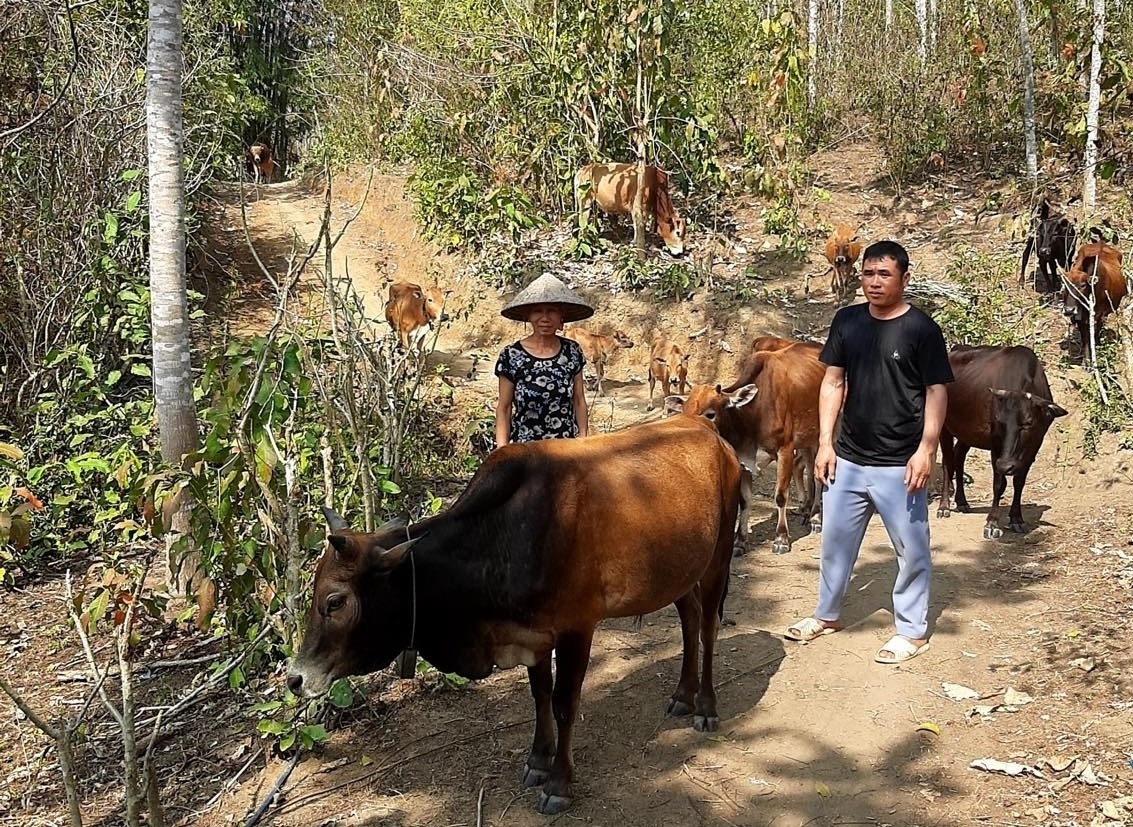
125,190,141,213
104,213,119,243
121,169,142,181
130,363,151,377
328,679,354,708
0,443,24,461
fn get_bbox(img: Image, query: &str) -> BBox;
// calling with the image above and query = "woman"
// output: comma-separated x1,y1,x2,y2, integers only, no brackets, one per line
494,274,593,447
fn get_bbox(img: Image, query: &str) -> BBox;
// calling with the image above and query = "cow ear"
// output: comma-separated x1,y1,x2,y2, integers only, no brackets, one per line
729,384,758,408
327,533,360,566
375,537,418,571
1038,199,1050,219
664,395,685,414
323,507,351,533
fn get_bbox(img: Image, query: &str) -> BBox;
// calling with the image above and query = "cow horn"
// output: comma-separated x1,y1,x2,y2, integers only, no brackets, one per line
323,507,351,533
989,387,1011,398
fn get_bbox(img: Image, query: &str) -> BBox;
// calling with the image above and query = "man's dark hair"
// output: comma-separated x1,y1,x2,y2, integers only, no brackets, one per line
862,240,910,275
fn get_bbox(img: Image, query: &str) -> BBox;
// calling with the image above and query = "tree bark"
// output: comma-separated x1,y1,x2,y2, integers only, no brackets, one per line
915,0,928,65
1083,0,1105,211
1016,0,1038,184
807,0,819,109
885,0,893,34
147,0,203,601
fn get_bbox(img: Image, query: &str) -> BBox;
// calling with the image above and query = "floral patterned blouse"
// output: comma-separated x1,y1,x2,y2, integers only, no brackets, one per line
494,337,586,443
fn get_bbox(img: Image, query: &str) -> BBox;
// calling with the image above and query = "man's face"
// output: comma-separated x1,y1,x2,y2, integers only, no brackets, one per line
859,256,909,308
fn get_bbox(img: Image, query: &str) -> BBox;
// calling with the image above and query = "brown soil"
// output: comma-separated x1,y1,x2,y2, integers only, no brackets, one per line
3,147,1133,827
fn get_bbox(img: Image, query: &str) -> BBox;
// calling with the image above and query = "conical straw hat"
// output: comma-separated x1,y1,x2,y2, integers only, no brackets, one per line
501,273,594,322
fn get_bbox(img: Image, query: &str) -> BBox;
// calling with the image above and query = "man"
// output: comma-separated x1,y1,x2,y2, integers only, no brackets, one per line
785,241,953,664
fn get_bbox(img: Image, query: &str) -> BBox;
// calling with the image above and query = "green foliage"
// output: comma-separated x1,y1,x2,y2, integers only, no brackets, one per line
408,158,543,249
614,249,703,300
252,690,334,754
931,248,1042,348
1078,346,1133,457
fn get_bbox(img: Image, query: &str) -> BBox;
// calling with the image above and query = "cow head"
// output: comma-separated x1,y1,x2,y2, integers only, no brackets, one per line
248,143,270,165
287,509,418,697
1033,201,1074,264
612,330,635,350
677,383,758,423
422,287,450,324
988,388,1068,476
1060,268,1092,326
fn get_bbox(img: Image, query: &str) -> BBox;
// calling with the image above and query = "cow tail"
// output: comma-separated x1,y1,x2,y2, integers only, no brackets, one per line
1020,236,1034,286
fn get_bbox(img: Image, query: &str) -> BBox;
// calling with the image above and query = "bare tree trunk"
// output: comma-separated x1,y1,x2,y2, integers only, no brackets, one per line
1118,302,1133,396
885,0,893,34
808,0,819,109
632,37,648,262
1083,0,1105,211
1016,0,1039,184
929,0,938,50
915,0,928,65
148,0,203,605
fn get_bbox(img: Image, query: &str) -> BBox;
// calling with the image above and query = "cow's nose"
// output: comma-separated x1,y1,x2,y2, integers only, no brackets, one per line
835,256,847,264
995,459,1018,476
286,672,304,694
440,312,450,323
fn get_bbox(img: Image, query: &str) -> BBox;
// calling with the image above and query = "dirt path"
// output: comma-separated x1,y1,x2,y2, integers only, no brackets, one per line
192,160,1133,827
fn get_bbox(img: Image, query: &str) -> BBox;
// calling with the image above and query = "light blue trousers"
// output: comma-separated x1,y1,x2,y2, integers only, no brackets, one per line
815,456,932,640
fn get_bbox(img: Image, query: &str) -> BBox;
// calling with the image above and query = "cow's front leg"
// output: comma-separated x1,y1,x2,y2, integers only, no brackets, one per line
732,466,754,556
937,432,954,518
984,469,1007,539
522,655,555,788
537,629,595,815
667,591,702,717
1007,469,1029,533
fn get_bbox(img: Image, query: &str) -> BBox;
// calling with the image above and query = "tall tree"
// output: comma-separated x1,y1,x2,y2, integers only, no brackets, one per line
1016,0,1038,184
1083,0,1105,211
147,0,204,601
807,0,819,109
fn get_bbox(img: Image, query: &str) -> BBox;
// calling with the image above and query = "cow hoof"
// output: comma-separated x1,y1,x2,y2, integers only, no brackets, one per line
956,502,971,513
937,507,951,518
693,714,719,732
537,792,573,815
521,763,551,788
771,539,790,555
731,539,748,558
983,524,1003,540
720,614,737,627
666,698,694,717
810,520,822,534
1008,522,1026,533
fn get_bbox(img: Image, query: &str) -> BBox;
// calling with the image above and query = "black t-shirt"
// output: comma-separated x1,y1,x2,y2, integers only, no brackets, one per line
820,303,954,466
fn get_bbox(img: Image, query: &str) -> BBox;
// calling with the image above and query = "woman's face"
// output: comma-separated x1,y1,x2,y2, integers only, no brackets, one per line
526,303,565,334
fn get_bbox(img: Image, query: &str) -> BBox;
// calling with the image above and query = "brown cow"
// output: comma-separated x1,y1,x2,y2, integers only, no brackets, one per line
1061,241,1127,354
823,224,863,299
937,345,1068,538
647,337,690,410
286,415,742,814
563,327,635,397
670,343,825,555
575,163,687,255
245,142,277,184
384,281,449,352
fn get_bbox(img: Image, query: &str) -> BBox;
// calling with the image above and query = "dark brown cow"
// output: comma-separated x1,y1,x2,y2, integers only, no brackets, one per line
937,345,1068,538
286,416,742,814
384,281,449,352
823,224,863,299
575,163,687,255
1020,199,1076,294
647,336,690,410
563,327,635,396
669,343,825,555
245,142,277,184
1061,241,1127,354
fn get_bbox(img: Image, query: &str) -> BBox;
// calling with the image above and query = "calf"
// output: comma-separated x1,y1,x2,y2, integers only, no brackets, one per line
671,343,825,555
1061,241,1127,355
384,281,449,352
563,327,635,396
245,142,277,184
647,337,690,410
287,415,741,814
823,224,862,300
937,345,1068,538
1020,199,1076,294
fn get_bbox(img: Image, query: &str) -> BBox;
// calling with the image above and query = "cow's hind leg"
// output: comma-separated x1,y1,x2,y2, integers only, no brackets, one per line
666,590,703,717
770,445,794,554
937,431,955,518
522,655,555,788
694,559,730,732
953,444,972,512
537,629,595,815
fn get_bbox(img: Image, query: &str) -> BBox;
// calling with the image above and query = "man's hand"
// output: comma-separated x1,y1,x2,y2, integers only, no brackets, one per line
904,446,935,493
815,444,838,487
